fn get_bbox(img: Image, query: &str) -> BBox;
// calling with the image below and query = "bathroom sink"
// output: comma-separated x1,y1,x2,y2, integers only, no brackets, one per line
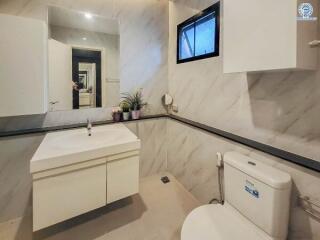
30,123,140,173
51,128,132,150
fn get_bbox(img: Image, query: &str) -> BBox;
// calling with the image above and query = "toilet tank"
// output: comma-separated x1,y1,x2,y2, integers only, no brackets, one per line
223,152,291,239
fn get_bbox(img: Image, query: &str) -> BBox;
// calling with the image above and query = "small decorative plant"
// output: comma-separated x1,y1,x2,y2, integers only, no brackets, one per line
121,89,147,119
120,101,130,112
120,102,130,121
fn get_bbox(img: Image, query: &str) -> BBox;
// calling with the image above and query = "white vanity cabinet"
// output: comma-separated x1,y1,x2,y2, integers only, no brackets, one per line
106,151,140,203
223,0,318,73
32,158,107,231
0,14,48,117
30,124,140,231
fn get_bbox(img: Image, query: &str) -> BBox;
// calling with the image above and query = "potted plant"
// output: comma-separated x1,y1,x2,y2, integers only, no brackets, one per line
112,107,122,122
121,89,147,120
120,102,130,121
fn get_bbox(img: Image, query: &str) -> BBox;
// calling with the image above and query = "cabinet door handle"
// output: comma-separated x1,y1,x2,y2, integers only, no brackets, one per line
309,40,320,48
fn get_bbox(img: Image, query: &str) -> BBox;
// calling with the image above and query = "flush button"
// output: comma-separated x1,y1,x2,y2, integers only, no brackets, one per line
248,161,256,166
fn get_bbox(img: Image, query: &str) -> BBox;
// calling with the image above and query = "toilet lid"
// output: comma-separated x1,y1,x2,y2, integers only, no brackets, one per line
181,204,272,240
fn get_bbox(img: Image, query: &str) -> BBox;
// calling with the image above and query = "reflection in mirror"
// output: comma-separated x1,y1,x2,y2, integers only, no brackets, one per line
48,6,120,111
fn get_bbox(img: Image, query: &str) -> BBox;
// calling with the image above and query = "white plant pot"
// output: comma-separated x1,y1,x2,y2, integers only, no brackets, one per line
123,112,130,121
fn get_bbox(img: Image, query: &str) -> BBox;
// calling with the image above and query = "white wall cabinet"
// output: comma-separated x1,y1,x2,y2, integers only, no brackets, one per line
32,151,140,231
0,14,48,117
223,0,318,73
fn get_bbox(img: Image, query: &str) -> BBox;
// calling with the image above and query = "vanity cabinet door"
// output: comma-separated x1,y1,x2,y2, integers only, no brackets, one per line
32,159,106,231
107,155,139,204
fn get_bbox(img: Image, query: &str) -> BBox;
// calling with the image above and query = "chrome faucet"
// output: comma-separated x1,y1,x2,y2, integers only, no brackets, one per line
87,118,92,136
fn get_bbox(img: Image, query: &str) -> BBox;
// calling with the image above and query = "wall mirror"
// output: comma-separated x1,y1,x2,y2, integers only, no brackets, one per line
48,6,120,111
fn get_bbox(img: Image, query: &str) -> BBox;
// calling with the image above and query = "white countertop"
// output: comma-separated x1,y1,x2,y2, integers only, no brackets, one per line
30,123,140,173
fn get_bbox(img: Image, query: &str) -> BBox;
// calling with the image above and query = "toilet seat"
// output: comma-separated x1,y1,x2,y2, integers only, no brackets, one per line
181,203,273,240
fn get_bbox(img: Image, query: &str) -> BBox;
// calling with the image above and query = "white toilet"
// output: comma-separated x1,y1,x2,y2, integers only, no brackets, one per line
181,152,292,240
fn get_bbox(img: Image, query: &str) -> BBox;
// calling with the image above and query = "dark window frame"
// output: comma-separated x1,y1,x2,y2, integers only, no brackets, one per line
176,2,220,64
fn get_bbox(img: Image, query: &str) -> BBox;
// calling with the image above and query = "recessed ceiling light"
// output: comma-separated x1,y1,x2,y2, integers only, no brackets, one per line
84,13,93,19
82,37,87,41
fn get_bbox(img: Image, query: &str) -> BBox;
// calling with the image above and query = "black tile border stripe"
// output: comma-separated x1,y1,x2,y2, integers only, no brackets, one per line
169,115,320,173
0,113,319,173
0,114,165,138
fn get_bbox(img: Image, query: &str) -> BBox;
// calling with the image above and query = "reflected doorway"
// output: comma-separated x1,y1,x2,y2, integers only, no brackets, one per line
72,49,102,109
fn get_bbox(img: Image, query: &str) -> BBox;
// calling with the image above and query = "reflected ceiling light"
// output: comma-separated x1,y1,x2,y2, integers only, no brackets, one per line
82,37,87,41
84,13,93,19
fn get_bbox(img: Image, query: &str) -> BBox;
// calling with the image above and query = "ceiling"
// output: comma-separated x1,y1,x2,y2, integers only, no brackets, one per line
48,6,119,35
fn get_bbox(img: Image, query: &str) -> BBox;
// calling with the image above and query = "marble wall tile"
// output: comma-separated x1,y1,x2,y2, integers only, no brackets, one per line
168,0,320,162
167,119,320,240
124,119,167,177
0,133,44,223
0,119,167,224
166,119,250,204
106,81,121,108
171,0,213,10
115,0,169,116
0,0,168,132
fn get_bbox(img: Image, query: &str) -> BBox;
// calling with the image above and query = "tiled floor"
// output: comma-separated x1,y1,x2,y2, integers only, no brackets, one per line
0,173,200,240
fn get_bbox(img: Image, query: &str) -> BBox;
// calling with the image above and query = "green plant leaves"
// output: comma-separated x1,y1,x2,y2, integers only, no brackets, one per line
120,90,147,111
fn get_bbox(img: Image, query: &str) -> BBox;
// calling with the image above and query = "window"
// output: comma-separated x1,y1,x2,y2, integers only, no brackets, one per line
177,2,220,64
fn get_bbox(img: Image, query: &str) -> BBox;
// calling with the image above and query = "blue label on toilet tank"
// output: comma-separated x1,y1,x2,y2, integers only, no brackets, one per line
245,180,259,198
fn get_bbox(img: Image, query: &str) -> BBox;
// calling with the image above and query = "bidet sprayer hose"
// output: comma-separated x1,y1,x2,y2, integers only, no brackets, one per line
209,152,224,204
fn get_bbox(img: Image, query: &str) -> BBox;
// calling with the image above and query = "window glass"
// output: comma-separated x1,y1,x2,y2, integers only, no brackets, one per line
177,2,219,64
179,23,195,60
195,14,215,56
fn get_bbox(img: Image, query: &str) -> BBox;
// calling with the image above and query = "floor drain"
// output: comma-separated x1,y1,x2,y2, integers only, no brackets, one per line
161,176,170,184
